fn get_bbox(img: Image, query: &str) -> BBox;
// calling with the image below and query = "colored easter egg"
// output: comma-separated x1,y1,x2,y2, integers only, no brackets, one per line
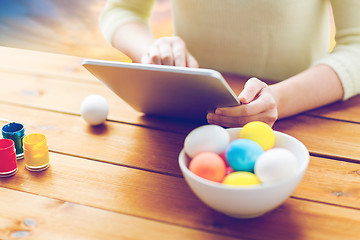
239,121,275,151
184,125,230,158
226,139,264,172
222,172,261,186
254,148,298,183
189,152,226,182
219,149,229,167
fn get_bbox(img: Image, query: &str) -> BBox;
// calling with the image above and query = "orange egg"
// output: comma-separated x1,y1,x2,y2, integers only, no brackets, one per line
189,152,226,182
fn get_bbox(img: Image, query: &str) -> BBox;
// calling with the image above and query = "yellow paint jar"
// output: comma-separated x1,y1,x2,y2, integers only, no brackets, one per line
23,133,50,171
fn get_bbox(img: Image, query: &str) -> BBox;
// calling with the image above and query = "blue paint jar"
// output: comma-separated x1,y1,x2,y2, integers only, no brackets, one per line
2,122,25,159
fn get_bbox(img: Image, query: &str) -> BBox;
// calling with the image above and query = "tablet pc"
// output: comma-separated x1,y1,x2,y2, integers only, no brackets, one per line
82,59,240,121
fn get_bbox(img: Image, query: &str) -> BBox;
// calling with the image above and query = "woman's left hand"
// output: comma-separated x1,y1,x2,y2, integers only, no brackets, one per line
207,77,278,127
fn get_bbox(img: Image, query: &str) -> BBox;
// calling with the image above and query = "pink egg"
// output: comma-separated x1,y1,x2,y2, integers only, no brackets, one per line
219,149,230,167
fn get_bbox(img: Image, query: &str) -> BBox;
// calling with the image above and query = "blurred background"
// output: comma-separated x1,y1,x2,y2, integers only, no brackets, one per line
0,0,172,62
0,0,334,62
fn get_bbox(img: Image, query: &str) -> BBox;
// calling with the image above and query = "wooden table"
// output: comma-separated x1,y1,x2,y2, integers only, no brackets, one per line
0,46,360,239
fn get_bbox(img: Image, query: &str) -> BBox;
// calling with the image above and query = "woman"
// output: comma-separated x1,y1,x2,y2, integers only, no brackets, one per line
99,0,360,127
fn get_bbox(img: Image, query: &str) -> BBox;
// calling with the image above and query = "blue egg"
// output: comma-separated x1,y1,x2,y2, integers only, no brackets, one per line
225,139,264,172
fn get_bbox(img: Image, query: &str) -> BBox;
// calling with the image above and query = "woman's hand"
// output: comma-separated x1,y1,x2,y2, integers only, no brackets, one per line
207,77,278,127
141,36,199,67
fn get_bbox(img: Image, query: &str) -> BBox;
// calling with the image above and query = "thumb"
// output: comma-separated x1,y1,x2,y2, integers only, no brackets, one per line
238,77,267,104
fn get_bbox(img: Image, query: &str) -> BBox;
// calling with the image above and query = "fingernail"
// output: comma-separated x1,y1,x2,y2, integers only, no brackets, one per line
215,109,222,114
238,94,248,104
207,113,213,121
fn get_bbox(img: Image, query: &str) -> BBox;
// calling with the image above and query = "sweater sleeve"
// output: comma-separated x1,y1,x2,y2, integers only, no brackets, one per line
313,0,360,100
99,0,156,44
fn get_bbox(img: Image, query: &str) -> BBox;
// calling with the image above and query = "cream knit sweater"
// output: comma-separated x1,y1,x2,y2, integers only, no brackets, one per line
100,0,360,100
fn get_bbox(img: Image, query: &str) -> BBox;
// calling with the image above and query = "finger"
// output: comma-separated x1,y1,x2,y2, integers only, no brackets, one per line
206,113,214,124
243,89,276,115
238,77,267,104
215,105,255,117
141,54,151,64
148,46,162,65
216,90,275,117
172,38,186,67
186,52,199,68
159,42,174,66
207,112,251,127
208,111,276,128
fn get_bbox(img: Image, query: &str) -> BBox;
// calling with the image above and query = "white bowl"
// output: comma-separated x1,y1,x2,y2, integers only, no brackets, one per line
178,127,309,218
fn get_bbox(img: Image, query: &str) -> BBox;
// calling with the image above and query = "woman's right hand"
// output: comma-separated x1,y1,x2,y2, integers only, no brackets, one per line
141,36,199,68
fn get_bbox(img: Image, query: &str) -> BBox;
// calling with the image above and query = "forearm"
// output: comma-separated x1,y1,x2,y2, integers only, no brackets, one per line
112,21,156,62
270,64,344,119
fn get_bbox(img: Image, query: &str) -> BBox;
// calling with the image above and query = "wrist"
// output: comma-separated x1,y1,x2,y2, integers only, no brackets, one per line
269,83,283,118
269,80,295,119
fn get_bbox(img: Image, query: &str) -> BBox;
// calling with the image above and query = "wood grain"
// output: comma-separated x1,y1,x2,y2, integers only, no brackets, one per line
0,188,239,240
274,115,360,161
0,104,186,176
1,151,360,239
0,47,91,81
295,156,360,209
306,96,360,123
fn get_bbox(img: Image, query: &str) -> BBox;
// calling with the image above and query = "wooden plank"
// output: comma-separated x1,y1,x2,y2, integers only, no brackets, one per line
294,156,360,209
274,115,360,161
2,189,359,240
305,96,360,123
0,104,185,176
0,47,93,82
0,71,135,116
0,188,238,240
1,152,213,229
1,152,360,239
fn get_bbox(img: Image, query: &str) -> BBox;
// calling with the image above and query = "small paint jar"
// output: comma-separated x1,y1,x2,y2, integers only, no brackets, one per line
2,122,25,159
0,139,18,177
23,133,50,171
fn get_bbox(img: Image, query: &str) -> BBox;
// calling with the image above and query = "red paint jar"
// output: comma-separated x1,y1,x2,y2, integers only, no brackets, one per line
0,139,18,177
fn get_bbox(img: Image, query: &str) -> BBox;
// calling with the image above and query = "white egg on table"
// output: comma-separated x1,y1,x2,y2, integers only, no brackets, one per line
80,94,109,126
184,125,230,158
254,148,298,183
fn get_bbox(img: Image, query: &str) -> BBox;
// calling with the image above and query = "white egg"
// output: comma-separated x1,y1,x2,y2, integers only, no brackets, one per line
80,94,109,125
254,148,298,183
184,125,230,158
